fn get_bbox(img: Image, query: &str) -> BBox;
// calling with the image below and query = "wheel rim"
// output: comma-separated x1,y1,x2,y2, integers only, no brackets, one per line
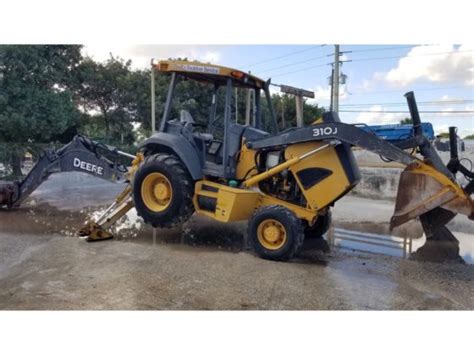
141,172,173,212
257,219,287,250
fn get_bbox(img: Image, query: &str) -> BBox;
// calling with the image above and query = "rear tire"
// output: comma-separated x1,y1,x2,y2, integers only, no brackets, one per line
133,153,194,228
248,205,305,261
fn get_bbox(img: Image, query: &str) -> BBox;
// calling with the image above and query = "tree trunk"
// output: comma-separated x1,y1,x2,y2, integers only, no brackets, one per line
10,152,23,177
104,115,110,143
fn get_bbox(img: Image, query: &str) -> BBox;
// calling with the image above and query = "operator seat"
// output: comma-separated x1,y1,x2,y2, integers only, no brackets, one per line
180,110,214,142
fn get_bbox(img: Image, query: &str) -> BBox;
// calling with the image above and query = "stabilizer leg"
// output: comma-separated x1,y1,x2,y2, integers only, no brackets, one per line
78,186,135,242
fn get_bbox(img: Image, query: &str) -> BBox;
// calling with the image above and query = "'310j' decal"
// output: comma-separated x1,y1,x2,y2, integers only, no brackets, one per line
312,126,338,137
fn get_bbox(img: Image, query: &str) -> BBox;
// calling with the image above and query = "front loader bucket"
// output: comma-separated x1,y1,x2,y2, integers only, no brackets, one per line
391,162,473,229
391,162,474,262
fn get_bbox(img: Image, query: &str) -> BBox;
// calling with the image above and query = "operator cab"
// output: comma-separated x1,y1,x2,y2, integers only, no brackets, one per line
154,60,278,178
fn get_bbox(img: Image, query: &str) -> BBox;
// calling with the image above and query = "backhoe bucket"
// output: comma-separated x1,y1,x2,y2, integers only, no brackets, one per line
78,222,114,242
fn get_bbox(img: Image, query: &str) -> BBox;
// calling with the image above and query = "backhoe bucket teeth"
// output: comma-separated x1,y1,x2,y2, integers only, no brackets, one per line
390,162,474,230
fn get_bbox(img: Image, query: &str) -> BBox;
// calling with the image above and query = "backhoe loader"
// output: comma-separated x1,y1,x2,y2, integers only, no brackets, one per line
3,60,473,262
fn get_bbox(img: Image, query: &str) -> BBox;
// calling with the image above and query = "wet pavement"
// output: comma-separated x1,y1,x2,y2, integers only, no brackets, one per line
0,172,473,310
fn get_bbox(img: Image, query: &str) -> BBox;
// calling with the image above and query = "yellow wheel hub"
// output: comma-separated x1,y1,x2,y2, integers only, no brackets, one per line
141,172,173,212
257,219,287,250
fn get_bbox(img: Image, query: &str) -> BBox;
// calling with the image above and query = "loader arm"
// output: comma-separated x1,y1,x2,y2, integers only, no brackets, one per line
246,92,473,262
249,119,419,165
0,135,134,208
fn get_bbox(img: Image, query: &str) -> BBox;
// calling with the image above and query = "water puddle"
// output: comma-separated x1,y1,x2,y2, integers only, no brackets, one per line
2,202,472,264
333,221,474,264
83,207,247,252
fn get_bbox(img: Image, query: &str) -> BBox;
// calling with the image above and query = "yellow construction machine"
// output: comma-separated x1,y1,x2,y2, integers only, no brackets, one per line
19,60,474,261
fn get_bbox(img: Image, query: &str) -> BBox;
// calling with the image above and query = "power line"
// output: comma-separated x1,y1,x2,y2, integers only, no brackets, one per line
340,110,474,113
258,45,413,75
267,50,473,79
350,49,473,62
350,45,414,53
271,62,328,78
243,45,323,68
340,99,474,107
348,86,470,96
256,53,329,74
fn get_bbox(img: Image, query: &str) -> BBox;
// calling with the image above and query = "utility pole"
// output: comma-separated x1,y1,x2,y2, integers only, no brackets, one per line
279,84,314,127
332,45,340,113
329,68,334,112
295,96,304,127
329,45,351,113
150,58,156,133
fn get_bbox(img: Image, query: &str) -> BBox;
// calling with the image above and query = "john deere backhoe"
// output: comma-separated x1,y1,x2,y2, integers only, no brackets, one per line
3,60,473,262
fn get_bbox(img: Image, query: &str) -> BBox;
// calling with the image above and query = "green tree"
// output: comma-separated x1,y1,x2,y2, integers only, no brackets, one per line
400,117,412,124
260,93,325,131
0,45,83,176
77,56,137,145
464,134,474,140
437,132,450,139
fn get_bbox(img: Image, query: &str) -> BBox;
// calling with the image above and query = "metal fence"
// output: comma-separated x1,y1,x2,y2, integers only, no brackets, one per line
327,227,413,258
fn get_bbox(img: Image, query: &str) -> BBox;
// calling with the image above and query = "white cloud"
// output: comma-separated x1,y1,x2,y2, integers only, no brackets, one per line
384,44,473,87
354,105,406,124
440,94,462,101
438,103,474,117
312,85,332,101
81,45,223,69
307,85,348,106
359,79,373,91
269,85,281,96
201,51,221,63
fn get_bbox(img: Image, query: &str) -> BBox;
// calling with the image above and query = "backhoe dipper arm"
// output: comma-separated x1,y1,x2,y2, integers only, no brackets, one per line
0,135,133,208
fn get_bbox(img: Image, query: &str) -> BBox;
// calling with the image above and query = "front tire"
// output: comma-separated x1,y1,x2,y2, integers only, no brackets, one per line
248,205,305,261
133,153,194,228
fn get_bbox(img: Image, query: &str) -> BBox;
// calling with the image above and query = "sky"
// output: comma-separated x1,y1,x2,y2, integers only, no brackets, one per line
82,44,474,138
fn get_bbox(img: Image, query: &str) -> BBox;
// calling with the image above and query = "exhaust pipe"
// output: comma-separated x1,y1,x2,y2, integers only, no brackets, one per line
448,126,459,160
404,91,453,179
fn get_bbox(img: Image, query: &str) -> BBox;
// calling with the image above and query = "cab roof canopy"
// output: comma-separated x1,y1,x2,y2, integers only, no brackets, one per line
155,60,267,90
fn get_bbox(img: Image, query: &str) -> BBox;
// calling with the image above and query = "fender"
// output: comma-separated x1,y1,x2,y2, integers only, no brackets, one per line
138,132,203,180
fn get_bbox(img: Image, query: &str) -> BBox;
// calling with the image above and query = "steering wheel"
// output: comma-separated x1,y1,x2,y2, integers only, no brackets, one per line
190,122,207,128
